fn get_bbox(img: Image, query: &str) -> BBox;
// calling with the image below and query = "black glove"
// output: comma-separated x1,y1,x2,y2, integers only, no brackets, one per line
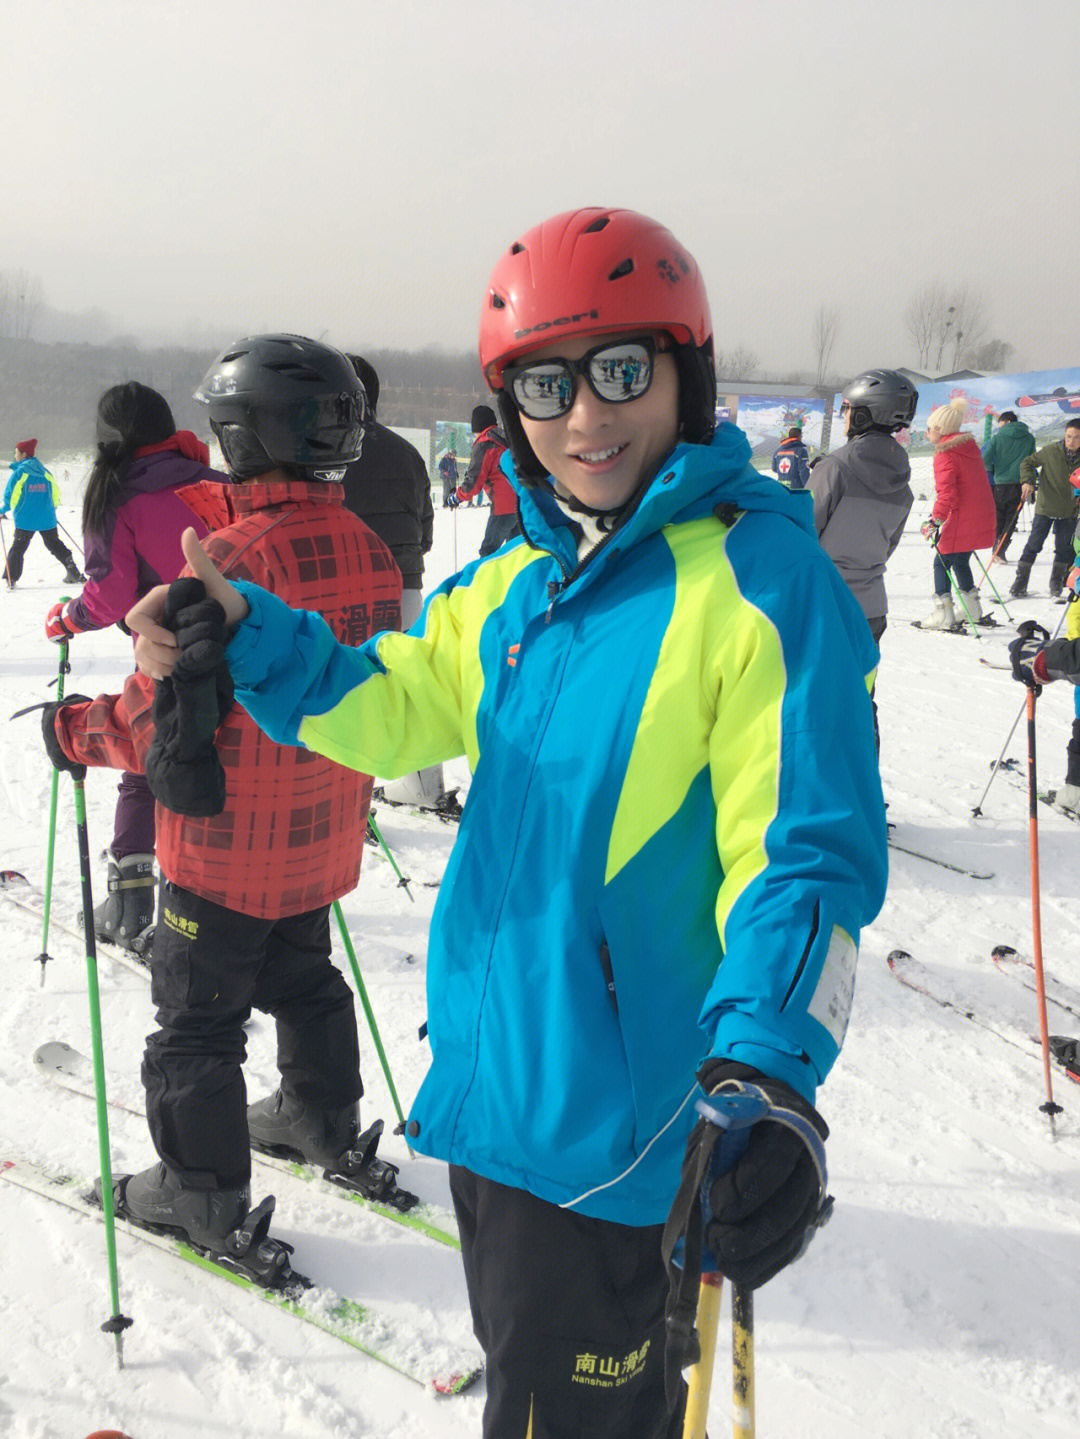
692,1061,829,1290
1009,620,1051,688
144,578,233,817
41,695,94,778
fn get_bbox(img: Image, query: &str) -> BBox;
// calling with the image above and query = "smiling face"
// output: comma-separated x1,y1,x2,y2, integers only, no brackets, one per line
515,332,680,510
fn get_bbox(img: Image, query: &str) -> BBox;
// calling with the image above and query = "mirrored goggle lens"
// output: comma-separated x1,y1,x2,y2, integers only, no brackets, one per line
509,342,654,419
511,365,576,419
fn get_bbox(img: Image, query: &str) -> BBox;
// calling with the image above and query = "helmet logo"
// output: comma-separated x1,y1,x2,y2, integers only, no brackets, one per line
657,252,691,285
202,375,239,397
513,309,599,340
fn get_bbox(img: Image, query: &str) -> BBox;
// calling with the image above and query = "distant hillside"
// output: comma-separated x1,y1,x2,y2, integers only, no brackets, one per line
0,336,489,451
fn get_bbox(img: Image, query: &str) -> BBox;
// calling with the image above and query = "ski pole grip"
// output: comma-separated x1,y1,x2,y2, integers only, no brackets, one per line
695,1085,770,1171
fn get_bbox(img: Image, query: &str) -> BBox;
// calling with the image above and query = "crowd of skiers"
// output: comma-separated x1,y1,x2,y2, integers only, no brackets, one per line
10,202,1080,1438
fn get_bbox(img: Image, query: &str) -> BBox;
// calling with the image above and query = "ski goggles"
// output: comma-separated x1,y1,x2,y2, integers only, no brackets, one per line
502,335,663,421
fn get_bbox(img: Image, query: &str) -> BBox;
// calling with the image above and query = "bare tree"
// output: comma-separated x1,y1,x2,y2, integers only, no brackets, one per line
716,345,760,381
945,287,986,371
5,269,45,340
811,305,841,388
905,282,948,369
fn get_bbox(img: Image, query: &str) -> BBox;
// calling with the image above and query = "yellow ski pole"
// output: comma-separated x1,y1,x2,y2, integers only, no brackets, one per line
732,1283,755,1438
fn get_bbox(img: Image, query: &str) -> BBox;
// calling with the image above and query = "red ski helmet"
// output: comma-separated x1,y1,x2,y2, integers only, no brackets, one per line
479,208,717,481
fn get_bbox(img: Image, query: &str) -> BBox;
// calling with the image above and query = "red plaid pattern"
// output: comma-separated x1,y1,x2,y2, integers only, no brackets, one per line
58,478,402,918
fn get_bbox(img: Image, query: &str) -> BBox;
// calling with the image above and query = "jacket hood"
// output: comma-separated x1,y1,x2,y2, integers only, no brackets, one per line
9,456,46,479
509,420,815,576
125,448,222,498
839,430,913,497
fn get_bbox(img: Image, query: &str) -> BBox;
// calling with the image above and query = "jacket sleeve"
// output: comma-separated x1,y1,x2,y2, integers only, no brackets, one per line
52,672,156,774
458,438,490,500
699,529,887,1101
2,471,22,513
1042,635,1080,683
48,472,62,508
225,573,469,775
67,511,140,630
1019,447,1042,486
932,450,959,523
420,467,434,554
981,434,996,478
808,454,842,537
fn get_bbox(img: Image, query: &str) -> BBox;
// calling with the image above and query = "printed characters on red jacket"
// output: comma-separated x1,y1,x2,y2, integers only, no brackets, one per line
930,432,997,552
55,478,401,919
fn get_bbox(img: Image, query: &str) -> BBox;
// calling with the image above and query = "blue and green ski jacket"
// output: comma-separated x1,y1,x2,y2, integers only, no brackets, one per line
224,421,888,1226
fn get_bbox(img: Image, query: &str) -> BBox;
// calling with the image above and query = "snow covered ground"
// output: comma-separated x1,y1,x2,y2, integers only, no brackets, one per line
1,458,1079,1439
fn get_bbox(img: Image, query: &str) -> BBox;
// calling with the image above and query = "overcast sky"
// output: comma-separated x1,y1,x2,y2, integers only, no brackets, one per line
4,0,1078,377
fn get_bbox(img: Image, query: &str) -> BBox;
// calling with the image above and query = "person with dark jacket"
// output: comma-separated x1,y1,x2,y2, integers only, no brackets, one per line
43,336,404,1267
1012,419,1080,596
918,397,996,629
981,410,1034,560
1,439,82,585
42,382,227,950
809,368,917,750
342,355,452,813
771,426,810,488
450,405,519,555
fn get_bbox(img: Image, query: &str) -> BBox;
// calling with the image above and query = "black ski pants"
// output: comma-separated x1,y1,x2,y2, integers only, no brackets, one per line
449,1167,687,1439
4,526,76,583
143,881,361,1190
1018,512,1075,570
992,484,1023,556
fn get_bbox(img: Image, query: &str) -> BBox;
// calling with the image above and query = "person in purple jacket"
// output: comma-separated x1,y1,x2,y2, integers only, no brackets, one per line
44,381,227,950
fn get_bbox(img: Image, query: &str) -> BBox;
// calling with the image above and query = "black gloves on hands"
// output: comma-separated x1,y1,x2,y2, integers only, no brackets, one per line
1009,620,1051,688
41,695,94,778
144,578,234,817
691,1060,830,1291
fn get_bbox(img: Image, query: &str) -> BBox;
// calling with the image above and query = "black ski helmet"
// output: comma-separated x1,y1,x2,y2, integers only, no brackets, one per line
194,334,368,480
841,369,918,435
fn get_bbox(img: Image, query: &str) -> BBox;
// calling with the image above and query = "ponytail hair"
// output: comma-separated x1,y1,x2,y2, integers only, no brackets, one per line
82,382,175,536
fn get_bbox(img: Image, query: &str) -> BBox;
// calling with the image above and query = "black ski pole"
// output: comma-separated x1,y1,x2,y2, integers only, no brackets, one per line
1022,678,1063,1134
0,516,11,588
71,767,135,1362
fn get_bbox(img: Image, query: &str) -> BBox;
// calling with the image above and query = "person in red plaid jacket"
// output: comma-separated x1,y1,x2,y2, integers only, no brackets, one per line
44,337,405,1261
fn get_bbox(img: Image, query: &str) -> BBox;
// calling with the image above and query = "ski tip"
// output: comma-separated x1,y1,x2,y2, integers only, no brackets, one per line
990,945,1019,961
432,1364,483,1396
83,1431,136,1439
886,950,912,965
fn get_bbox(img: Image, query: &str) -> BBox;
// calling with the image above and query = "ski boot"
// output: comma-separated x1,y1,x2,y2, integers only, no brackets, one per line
91,849,156,952
248,1090,419,1211
958,589,996,627
914,594,958,631
99,1162,306,1293
63,564,85,585
1009,560,1032,598
1049,562,1070,597
1052,782,1080,816
374,777,462,821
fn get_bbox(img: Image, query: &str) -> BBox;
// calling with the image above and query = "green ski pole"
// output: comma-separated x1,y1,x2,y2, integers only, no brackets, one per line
39,615,71,984
367,807,413,902
972,550,1013,621
72,768,134,1365
331,899,412,1152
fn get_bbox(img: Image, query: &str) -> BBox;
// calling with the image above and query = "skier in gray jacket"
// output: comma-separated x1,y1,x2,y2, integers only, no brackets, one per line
810,369,918,750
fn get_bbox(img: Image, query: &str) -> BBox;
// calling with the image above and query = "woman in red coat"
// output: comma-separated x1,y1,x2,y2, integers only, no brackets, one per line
919,397,997,629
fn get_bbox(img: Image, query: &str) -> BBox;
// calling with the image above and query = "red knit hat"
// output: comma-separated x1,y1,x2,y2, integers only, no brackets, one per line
15,438,37,457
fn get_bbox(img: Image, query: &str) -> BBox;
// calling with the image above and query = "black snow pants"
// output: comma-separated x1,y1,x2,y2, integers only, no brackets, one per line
143,881,361,1190
449,1166,688,1439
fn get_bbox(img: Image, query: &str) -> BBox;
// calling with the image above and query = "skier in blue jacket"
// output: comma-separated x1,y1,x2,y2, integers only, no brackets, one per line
127,208,888,1439
1,439,82,586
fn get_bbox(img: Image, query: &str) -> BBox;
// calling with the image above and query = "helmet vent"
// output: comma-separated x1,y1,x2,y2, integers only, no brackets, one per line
221,350,247,363
264,361,323,382
608,258,634,280
583,216,610,233
511,242,526,254
490,292,506,309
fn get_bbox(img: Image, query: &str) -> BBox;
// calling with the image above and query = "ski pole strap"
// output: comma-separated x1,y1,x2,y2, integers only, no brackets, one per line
661,1084,769,1407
